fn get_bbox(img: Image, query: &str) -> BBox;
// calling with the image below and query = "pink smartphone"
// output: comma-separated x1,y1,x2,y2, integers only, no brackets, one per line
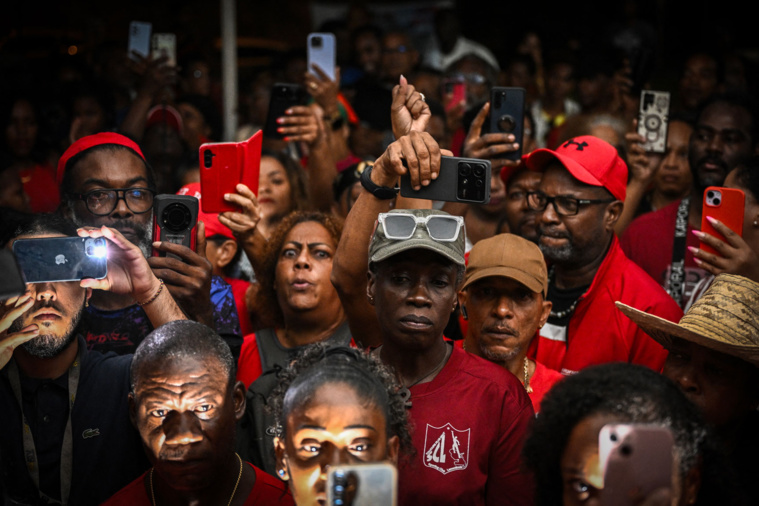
198,130,262,213
700,186,745,256
599,424,674,506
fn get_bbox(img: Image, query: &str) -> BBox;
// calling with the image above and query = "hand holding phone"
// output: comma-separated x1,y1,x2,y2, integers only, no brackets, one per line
400,155,491,204
700,186,744,256
199,130,263,213
263,84,307,140
13,236,108,284
488,87,525,162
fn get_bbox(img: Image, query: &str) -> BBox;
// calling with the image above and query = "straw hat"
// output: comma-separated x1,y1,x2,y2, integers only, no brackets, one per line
616,274,759,367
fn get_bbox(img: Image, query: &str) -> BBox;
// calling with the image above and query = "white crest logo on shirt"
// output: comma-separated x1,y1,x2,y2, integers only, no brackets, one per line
423,423,470,474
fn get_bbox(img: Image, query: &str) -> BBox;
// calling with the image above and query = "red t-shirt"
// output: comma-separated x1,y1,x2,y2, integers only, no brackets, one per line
223,276,253,336
101,462,293,505
452,340,561,413
399,344,534,506
620,199,708,306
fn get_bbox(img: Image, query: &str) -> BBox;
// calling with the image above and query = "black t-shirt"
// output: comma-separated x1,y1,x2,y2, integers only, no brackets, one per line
0,337,149,505
546,282,589,328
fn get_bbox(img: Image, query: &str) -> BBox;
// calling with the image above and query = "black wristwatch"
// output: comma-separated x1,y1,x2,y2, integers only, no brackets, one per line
360,163,398,200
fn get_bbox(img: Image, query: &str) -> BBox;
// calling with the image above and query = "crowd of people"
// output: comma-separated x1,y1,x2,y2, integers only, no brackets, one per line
2,4,759,506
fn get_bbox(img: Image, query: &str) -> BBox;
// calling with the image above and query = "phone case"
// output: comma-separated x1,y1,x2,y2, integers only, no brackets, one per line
151,33,176,66
152,195,199,258
263,83,306,140
638,90,670,153
400,156,491,204
307,33,336,81
128,21,152,60
327,463,397,506
199,130,262,213
599,424,673,506
490,87,525,161
12,237,108,283
445,83,466,113
700,186,745,256
0,249,27,299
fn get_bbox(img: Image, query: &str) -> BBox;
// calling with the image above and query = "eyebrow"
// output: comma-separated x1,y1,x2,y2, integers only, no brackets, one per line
295,424,378,432
284,241,333,249
81,176,149,188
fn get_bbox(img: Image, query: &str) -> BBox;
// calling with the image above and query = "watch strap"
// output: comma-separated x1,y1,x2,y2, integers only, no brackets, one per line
360,164,398,200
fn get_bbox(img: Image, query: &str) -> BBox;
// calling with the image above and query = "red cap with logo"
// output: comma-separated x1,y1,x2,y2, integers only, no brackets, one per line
524,136,627,201
177,183,235,241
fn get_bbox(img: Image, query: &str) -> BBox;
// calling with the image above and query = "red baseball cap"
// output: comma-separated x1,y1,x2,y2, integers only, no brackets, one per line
57,132,146,185
499,155,529,187
524,135,627,201
146,105,183,134
177,183,235,241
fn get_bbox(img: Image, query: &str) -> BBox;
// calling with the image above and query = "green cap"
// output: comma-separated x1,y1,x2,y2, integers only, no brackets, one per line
368,209,466,266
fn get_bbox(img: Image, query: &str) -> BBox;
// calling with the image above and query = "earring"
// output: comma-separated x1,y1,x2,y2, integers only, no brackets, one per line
460,306,468,320
85,299,89,308
754,219,758,227
277,469,286,478
368,295,375,304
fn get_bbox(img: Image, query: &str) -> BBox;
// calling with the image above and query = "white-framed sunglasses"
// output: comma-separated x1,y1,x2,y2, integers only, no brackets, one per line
378,213,465,242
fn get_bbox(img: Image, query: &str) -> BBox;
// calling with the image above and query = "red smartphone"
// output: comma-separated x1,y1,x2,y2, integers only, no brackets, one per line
700,186,745,256
599,424,674,506
199,130,262,213
444,82,466,113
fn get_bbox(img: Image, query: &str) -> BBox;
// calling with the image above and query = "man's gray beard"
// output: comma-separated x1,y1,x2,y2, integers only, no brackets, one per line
10,303,85,359
539,241,574,264
70,209,154,258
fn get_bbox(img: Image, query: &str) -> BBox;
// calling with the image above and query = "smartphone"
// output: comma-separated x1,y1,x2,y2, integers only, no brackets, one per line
199,130,262,213
444,82,466,113
263,83,307,140
128,21,152,60
700,186,745,256
599,424,673,506
151,33,177,66
0,249,27,298
152,195,199,258
326,463,397,506
399,156,491,204
307,33,336,81
12,237,108,284
638,90,670,154
490,87,525,162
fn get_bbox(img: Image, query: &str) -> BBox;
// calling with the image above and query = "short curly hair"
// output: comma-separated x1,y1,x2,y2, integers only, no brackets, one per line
522,363,731,506
255,211,343,327
268,343,414,461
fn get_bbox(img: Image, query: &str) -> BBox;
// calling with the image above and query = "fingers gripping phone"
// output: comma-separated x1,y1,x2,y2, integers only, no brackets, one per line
308,33,336,81
263,83,307,140
327,463,397,506
700,186,745,256
599,424,674,506
399,156,492,204
489,87,525,162
199,130,263,213
152,195,199,258
12,237,108,284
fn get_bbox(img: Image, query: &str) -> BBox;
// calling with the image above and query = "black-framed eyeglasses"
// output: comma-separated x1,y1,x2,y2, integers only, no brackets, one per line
74,187,156,216
526,191,615,216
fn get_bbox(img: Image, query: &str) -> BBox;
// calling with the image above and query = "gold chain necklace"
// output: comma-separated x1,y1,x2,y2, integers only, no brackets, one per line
149,452,243,506
463,341,533,394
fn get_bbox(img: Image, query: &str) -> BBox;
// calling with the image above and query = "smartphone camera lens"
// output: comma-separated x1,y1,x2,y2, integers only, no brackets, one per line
713,197,721,205
620,444,632,457
498,115,515,132
312,36,323,48
473,164,485,178
459,163,472,177
203,149,215,169
162,203,192,232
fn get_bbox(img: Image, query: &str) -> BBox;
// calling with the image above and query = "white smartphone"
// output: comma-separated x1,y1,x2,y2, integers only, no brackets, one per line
599,424,674,506
152,33,177,67
326,463,397,506
128,21,152,60
637,90,670,153
307,32,336,81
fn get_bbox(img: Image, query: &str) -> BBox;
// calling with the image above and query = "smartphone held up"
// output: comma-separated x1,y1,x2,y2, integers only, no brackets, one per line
12,237,108,284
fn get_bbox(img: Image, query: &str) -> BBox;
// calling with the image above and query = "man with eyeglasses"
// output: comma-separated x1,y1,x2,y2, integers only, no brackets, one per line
57,132,241,357
332,130,534,505
524,135,682,375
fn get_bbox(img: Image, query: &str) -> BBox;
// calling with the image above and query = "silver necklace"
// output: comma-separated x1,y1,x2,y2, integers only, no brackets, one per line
548,266,582,319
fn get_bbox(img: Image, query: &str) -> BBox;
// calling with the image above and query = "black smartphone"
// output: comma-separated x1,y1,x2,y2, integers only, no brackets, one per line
12,237,108,283
152,194,199,258
399,156,491,204
263,83,307,140
0,249,26,298
489,87,525,162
